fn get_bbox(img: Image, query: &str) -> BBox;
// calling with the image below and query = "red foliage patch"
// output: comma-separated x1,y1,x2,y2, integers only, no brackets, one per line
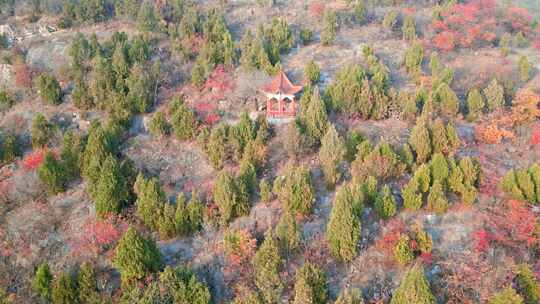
309,2,325,18
431,0,497,51
530,124,540,146
506,7,533,32
70,214,128,257
486,200,540,251
21,149,46,171
375,218,407,255
473,229,491,253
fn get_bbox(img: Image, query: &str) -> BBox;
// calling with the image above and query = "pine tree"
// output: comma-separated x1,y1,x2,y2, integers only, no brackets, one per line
31,113,54,148
466,88,485,121
276,212,302,258
60,130,82,180
136,1,157,32
304,60,321,85
204,124,228,169
170,97,198,140
515,169,536,203
404,41,423,74
394,235,414,266
429,153,449,184
413,164,431,193
302,87,328,144
33,263,53,302
38,151,67,195
51,272,77,304
327,186,361,262
434,83,459,117
446,122,461,153
293,262,328,304
354,1,366,25
390,265,436,304
409,119,432,164
501,169,525,200
253,231,283,304
319,124,346,188
321,10,338,46
530,164,540,204
274,166,315,216
519,56,531,82
383,10,399,31
484,79,505,112
94,154,128,218
0,133,19,164
148,111,169,137
113,226,163,287
213,170,243,224
81,123,116,195
430,119,448,155
427,180,448,214
36,73,62,105
335,288,365,304
402,180,423,211
375,185,397,220
259,179,273,203
402,15,416,41
489,287,524,304
515,264,540,304
186,191,204,233
135,175,167,229
77,262,100,304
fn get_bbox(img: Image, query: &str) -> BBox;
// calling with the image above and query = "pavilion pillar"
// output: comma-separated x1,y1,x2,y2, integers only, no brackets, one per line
278,97,282,116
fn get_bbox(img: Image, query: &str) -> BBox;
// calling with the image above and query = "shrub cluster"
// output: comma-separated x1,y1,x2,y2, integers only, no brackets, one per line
402,154,482,213
134,174,203,239
240,17,294,75
393,225,433,266
501,163,540,204
408,118,460,165
273,165,315,216
351,139,406,182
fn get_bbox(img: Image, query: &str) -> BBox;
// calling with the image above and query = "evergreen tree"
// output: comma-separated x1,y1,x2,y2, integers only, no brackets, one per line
38,152,67,195
446,122,461,152
148,111,169,137
259,179,273,203
51,272,77,304
33,263,53,302
205,124,228,169
466,88,485,121
253,231,283,304
136,1,157,32
319,124,346,188
501,169,525,201
434,83,459,117
60,130,82,180
321,9,338,46
213,170,248,224
135,175,167,229
427,180,448,214
126,63,155,113
94,154,129,218
354,1,366,25
402,180,422,211
404,41,423,74
483,79,505,112
304,60,321,85
390,265,435,304
31,113,54,148
81,123,116,196
0,133,19,164
515,264,540,304
488,287,524,304
335,288,365,304
394,235,414,266
302,87,328,144
409,119,431,164
519,56,531,82
383,10,399,31
276,211,302,258
429,153,449,183
36,73,62,105
293,262,328,304
113,226,163,287
170,97,198,140
77,262,100,304
327,185,361,262
274,166,315,216
430,119,448,155
402,15,416,41
374,185,397,220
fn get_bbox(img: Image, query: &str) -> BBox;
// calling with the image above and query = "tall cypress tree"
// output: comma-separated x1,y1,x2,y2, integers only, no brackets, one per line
113,226,163,287
51,272,78,304
253,230,283,304
327,185,361,262
319,124,346,188
293,262,328,304
33,263,53,302
94,154,128,218
302,87,328,144
390,265,435,304
77,262,100,304
409,119,432,164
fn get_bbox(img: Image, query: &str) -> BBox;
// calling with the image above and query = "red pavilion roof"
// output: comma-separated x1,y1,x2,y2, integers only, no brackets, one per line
262,70,303,95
